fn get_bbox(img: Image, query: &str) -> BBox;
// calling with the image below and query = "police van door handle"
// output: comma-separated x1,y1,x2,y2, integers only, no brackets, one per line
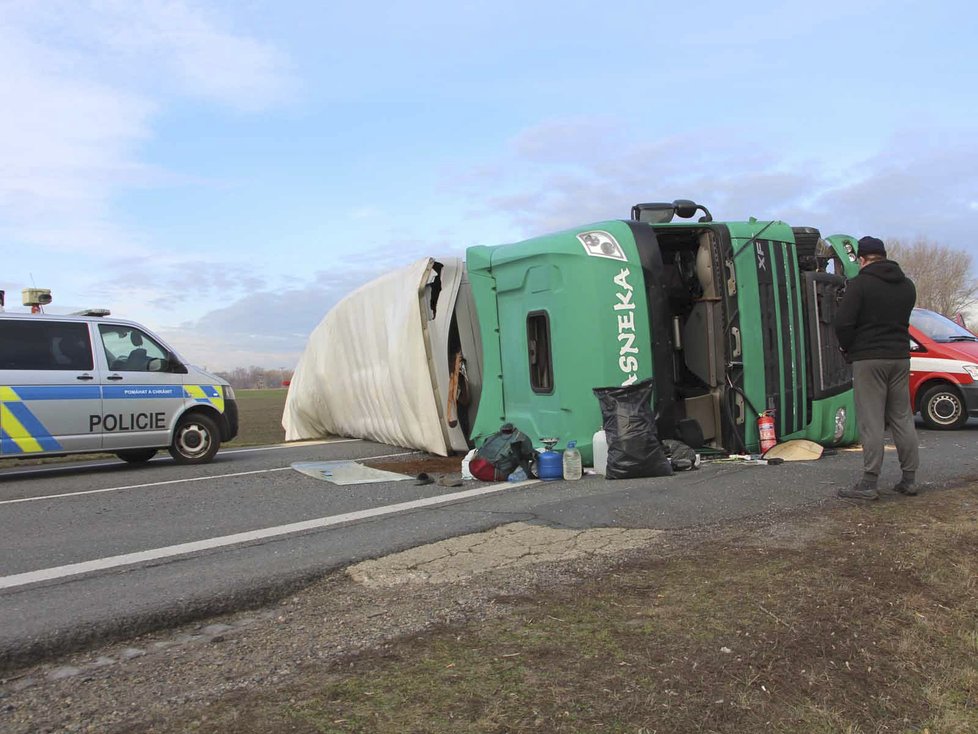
76,374,95,381
106,374,124,381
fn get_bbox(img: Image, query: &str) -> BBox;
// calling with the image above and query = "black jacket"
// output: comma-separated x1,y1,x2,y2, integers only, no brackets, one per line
833,260,916,361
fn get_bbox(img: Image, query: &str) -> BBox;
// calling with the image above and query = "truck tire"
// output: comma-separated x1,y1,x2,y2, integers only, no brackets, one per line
919,383,968,430
791,227,820,258
169,413,221,464
116,448,158,464
792,227,821,271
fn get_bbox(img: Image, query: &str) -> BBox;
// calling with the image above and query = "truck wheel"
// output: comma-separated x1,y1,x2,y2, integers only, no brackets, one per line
169,413,221,464
792,227,820,258
920,384,968,430
116,448,158,464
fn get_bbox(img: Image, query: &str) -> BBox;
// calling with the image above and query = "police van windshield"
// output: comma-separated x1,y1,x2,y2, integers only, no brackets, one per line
910,308,978,342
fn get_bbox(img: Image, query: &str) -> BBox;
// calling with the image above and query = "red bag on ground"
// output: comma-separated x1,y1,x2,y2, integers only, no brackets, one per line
468,456,500,481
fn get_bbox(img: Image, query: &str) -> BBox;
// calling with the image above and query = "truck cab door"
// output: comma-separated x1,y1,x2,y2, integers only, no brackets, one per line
96,324,185,450
0,320,102,456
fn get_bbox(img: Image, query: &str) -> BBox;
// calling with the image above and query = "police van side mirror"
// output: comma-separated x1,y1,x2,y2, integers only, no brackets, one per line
168,356,189,374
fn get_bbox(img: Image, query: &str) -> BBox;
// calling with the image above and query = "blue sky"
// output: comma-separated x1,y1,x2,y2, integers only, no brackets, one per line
2,0,976,370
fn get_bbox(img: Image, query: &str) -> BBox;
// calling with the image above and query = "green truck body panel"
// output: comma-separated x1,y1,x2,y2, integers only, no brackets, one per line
467,220,654,464
466,214,860,464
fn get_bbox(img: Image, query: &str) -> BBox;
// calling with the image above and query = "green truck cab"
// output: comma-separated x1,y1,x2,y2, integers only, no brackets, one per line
465,200,861,464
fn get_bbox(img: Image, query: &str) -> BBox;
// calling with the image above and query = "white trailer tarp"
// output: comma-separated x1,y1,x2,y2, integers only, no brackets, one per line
283,258,450,455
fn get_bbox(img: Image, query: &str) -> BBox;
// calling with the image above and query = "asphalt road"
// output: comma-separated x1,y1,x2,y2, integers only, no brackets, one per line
2,422,977,670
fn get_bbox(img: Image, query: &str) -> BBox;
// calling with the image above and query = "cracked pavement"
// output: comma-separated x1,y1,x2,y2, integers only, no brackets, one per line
347,522,664,586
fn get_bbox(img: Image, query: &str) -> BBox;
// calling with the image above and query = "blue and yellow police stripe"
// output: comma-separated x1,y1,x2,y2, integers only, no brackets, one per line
1,384,225,455
184,385,225,412
100,384,225,412
0,386,86,454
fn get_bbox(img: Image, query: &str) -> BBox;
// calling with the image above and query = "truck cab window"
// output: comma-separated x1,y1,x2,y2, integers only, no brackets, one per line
527,311,554,394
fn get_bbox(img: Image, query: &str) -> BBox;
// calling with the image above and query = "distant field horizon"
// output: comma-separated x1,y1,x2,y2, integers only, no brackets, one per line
232,388,289,447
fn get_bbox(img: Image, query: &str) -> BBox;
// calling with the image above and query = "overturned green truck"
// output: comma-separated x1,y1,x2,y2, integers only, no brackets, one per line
284,200,861,464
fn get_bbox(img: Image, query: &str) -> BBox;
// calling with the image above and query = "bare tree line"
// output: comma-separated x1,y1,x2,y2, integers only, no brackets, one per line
886,237,978,318
214,366,293,390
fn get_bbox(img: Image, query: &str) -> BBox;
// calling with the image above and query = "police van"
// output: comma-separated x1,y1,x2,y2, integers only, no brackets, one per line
0,310,238,464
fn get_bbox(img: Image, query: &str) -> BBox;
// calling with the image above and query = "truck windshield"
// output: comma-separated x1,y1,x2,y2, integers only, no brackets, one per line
910,308,978,342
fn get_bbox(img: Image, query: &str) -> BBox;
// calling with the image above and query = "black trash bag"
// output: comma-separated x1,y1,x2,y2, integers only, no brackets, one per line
593,378,672,479
663,439,699,471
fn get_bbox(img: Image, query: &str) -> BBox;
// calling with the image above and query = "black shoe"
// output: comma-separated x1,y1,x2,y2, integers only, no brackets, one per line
837,482,879,500
892,479,918,496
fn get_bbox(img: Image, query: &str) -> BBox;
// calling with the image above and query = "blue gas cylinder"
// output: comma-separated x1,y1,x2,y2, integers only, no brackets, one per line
537,449,563,481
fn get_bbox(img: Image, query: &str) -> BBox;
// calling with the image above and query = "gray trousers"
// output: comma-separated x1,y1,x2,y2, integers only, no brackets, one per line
852,359,920,482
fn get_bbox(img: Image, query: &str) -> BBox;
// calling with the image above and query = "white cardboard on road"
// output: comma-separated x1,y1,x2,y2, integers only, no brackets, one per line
291,461,412,485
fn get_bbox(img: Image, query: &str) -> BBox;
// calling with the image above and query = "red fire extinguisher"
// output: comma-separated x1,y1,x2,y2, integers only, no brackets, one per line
758,410,777,454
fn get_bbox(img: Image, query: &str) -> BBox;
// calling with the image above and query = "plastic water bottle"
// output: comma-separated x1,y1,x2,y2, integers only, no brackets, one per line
460,448,477,480
591,430,608,475
563,440,582,480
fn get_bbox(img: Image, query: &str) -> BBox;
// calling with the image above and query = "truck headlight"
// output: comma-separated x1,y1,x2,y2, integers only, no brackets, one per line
223,385,236,399
834,407,847,442
963,364,978,381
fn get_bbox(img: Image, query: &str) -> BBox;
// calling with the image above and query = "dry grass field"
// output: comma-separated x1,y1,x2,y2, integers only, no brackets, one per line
231,388,289,446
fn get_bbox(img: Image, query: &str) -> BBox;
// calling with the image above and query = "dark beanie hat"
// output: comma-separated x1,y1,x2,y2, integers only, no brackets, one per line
857,236,886,257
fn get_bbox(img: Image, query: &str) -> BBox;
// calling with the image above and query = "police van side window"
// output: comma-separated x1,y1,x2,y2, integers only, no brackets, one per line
99,325,169,372
0,321,94,371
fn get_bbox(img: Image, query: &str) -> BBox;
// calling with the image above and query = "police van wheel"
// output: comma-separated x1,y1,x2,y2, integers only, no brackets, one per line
169,413,221,464
920,383,968,430
116,449,158,464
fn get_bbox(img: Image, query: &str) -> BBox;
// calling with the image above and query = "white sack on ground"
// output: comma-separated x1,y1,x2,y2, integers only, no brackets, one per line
283,258,449,455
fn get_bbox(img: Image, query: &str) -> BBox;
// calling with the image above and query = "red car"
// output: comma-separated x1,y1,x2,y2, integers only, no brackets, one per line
909,308,978,429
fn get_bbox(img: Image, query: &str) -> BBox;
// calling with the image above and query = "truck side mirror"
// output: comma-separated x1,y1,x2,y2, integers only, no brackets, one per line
673,199,697,219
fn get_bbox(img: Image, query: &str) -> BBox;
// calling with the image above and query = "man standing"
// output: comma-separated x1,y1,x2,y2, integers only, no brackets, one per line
834,236,919,500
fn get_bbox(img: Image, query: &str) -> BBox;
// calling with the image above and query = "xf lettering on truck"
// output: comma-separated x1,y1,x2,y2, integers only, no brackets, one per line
613,268,640,386
89,413,166,432
755,242,767,272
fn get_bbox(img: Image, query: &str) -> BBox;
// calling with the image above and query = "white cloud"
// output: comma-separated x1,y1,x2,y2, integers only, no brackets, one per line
155,238,463,370
0,28,155,254
2,0,294,111
77,0,295,112
509,117,624,166
458,118,978,255
0,0,294,271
